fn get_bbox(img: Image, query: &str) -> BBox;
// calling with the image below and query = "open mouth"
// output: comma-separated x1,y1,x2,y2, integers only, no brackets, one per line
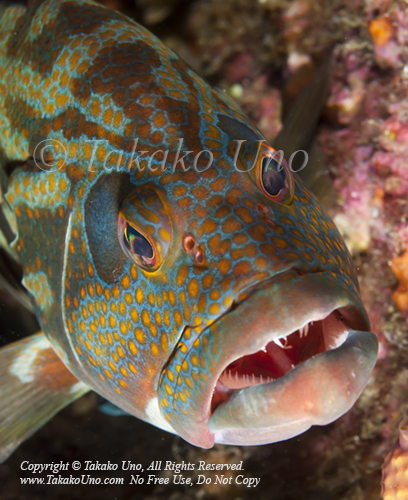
211,309,350,413
159,270,377,448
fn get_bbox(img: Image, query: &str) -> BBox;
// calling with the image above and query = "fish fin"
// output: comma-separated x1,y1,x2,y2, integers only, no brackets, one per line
0,1,26,17
0,244,34,313
0,245,34,313
97,398,132,417
273,54,334,163
0,158,34,311
0,332,90,462
296,137,337,207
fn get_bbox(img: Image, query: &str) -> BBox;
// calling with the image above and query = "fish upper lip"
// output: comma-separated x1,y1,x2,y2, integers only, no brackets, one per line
161,268,297,382
190,267,367,354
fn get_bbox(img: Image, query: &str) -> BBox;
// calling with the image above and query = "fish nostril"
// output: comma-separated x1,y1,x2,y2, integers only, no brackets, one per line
195,251,205,264
183,235,196,252
183,235,206,266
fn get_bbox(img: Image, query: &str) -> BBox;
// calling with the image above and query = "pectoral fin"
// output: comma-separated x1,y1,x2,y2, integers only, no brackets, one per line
0,332,90,462
273,55,334,195
273,55,334,159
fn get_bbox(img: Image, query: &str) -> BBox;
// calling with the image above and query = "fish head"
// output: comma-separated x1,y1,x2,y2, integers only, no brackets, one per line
0,0,377,453
5,90,377,451
100,111,378,447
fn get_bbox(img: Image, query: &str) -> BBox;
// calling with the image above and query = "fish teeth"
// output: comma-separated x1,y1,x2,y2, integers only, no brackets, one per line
299,323,310,338
273,336,291,349
220,369,275,389
273,337,285,348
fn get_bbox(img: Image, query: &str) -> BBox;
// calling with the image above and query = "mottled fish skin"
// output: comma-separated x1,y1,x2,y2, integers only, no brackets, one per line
0,0,374,447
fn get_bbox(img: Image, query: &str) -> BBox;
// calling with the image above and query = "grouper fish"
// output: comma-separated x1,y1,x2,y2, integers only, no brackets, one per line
0,0,378,460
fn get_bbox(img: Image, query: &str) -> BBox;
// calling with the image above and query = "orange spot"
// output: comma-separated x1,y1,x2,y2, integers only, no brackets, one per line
124,292,133,305
119,320,128,335
161,333,168,352
209,303,221,315
142,309,150,326
272,236,288,250
102,107,113,126
369,17,393,46
198,293,207,313
130,307,139,323
202,274,213,289
136,287,144,304
128,339,138,355
217,259,231,275
151,342,159,356
163,309,170,327
198,218,218,237
112,285,121,299
130,265,138,280
176,264,189,286
148,293,155,306
121,274,130,289
168,290,176,306
128,362,137,374
174,310,183,327
187,278,199,299
233,261,252,277
135,328,145,344
173,185,187,197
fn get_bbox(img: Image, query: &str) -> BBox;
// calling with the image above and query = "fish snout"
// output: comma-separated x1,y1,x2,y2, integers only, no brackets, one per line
158,271,378,447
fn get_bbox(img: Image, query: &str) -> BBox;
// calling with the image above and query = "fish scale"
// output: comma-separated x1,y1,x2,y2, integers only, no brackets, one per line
0,0,377,457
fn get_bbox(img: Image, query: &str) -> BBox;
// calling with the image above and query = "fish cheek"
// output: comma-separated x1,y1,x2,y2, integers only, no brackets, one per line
84,172,136,283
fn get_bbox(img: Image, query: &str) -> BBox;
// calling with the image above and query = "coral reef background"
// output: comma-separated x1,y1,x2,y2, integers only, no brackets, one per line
1,0,408,498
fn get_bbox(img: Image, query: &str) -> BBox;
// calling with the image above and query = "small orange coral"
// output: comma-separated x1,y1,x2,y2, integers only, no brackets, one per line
382,418,408,499
369,18,393,47
391,249,408,313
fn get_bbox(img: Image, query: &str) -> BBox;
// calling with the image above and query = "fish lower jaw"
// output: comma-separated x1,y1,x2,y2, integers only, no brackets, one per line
214,310,349,396
208,325,378,446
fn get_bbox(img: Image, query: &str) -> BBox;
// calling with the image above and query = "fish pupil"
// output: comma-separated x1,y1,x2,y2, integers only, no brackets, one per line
124,223,153,259
261,156,286,197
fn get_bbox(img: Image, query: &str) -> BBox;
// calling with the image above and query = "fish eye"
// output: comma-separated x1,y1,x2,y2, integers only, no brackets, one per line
119,220,158,270
117,188,172,272
257,146,294,204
